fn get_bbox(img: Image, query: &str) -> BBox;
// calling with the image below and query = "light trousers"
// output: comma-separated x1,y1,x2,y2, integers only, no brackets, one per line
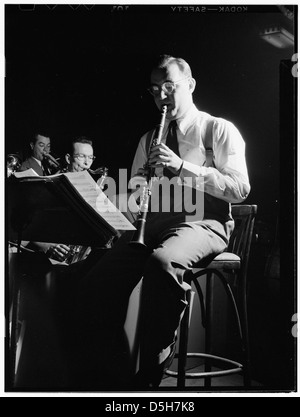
70,212,233,388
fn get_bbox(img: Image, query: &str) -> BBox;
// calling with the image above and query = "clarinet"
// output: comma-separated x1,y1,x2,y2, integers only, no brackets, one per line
129,105,167,248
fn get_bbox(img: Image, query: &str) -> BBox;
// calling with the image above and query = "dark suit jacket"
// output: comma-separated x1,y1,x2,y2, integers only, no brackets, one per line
19,156,45,176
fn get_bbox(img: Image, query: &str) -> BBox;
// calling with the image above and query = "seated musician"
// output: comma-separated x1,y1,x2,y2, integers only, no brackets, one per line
18,130,60,176
8,136,110,388
23,136,98,264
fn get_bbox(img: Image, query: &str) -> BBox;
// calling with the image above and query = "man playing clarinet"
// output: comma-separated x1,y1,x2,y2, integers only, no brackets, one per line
70,54,251,390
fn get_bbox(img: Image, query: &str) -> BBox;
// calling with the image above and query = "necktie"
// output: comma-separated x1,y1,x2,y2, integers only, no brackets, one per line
164,120,179,178
41,160,49,176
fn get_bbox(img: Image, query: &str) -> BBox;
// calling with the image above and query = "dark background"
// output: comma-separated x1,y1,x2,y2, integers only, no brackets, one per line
5,5,295,218
5,4,297,390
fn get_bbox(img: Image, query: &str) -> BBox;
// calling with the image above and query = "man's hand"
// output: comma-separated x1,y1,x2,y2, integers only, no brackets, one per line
136,167,149,177
148,143,183,175
47,244,71,262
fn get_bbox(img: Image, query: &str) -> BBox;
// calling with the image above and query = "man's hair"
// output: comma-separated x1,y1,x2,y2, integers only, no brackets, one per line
153,54,192,78
31,131,51,144
70,135,93,153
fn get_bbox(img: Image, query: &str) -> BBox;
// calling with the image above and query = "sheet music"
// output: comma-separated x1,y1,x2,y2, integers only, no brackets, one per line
64,170,136,231
13,168,39,178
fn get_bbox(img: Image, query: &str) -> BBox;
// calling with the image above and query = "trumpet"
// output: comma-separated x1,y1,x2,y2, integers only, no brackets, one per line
129,105,167,248
43,152,61,169
7,153,22,177
47,244,90,264
64,245,91,264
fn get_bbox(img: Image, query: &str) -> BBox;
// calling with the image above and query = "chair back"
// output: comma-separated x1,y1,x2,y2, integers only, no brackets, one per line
228,204,257,272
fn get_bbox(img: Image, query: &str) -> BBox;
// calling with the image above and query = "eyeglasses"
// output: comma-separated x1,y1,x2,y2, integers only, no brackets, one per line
148,77,189,96
73,154,96,161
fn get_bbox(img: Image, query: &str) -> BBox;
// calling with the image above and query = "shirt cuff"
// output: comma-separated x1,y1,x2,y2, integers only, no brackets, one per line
179,160,206,180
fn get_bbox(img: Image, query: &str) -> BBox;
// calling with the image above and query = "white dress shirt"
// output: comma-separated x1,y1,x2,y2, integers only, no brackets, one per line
131,104,250,204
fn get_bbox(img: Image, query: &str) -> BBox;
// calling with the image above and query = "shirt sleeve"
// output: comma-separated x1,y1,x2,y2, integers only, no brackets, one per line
179,119,251,203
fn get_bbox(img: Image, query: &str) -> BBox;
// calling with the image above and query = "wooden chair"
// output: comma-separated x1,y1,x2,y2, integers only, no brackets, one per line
165,204,257,388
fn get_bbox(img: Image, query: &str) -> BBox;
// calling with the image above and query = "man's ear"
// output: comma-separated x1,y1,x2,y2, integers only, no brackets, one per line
30,142,34,150
65,154,71,164
189,77,196,93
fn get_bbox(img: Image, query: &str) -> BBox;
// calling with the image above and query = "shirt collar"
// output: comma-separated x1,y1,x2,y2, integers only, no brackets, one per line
172,104,199,135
